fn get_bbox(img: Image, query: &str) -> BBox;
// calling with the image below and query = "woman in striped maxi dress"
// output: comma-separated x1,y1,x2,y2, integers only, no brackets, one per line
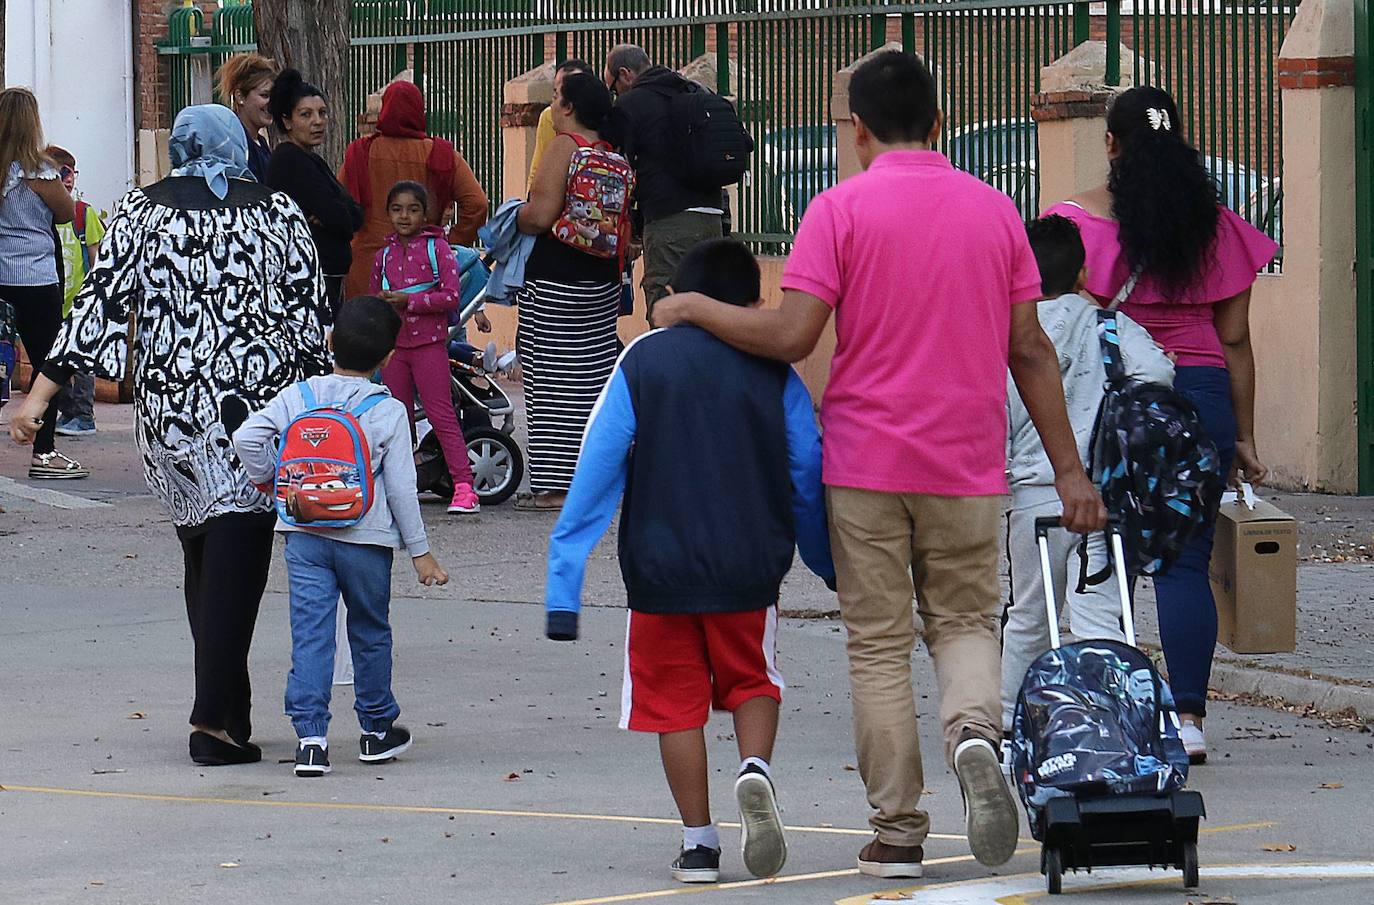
514,73,625,510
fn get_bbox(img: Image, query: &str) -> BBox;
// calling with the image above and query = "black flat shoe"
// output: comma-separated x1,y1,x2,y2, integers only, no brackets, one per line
189,730,263,766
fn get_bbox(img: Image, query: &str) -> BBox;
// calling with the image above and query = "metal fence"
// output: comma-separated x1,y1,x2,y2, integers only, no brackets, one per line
157,0,1298,253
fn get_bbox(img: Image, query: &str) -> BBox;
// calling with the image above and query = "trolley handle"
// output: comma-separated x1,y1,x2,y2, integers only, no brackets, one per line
1033,514,1122,538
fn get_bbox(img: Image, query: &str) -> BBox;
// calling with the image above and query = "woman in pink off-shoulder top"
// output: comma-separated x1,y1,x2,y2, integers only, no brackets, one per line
1044,86,1278,766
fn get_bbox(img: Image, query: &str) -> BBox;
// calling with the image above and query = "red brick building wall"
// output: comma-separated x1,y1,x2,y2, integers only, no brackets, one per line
136,0,218,130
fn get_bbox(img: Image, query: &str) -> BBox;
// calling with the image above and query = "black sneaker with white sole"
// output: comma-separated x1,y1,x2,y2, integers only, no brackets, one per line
670,845,721,884
294,743,331,777
954,731,1020,867
734,765,787,878
358,725,412,763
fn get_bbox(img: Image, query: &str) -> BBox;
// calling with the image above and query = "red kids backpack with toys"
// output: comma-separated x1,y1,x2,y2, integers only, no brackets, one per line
553,134,635,260
274,382,387,528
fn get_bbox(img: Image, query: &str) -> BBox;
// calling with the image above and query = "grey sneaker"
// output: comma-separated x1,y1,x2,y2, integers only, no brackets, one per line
670,845,720,884
358,724,412,763
294,742,331,777
954,731,1020,867
735,764,787,878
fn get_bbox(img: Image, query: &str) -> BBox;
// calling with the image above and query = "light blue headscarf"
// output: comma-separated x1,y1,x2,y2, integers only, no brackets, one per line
168,104,256,200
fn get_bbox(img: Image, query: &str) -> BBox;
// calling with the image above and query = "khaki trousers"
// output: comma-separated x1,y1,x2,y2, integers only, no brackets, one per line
826,486,1004,847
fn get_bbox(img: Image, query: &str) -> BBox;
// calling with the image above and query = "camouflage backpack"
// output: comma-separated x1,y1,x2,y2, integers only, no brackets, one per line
1080,286,1225,587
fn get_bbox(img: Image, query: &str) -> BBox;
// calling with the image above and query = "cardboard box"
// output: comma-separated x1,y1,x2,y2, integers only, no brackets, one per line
1208,495,1298,653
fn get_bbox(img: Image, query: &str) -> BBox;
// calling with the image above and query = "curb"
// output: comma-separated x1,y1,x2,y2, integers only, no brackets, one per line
1208,661,1374,721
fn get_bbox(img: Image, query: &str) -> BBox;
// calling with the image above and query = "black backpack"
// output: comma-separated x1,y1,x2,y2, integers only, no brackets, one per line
1080,301,1225,587
651,79,754,189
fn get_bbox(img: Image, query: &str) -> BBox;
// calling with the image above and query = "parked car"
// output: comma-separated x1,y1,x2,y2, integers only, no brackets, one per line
945,119,1040,218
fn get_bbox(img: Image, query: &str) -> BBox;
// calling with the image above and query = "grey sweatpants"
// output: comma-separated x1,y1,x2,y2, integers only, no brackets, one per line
1001,496,1126,731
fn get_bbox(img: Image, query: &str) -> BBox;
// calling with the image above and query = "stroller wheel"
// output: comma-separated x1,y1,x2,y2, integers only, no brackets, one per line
1044,846,1063,895
465,427,524,505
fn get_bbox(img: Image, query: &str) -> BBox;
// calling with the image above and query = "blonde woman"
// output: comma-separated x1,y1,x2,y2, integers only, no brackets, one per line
0,87,85,479
216,53,278,180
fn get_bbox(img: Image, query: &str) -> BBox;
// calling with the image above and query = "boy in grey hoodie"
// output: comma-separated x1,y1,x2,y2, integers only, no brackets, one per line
233,296,449,777
1000,216,1174,737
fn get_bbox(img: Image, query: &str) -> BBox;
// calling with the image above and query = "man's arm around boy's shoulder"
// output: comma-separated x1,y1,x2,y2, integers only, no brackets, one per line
782,369,836,589
1115,311,1176,387
544,362,638,641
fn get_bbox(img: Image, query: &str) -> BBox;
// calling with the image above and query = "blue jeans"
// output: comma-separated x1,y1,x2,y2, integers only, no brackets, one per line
1152,366,1236,718
284,532,400,738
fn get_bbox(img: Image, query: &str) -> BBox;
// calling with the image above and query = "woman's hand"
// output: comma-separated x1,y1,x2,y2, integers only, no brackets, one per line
380,290,408,311
1231,439,1269,487
474,311,492,333
8,395,47,445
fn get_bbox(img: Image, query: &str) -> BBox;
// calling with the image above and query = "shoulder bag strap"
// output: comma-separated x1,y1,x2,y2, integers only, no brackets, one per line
297,380,317,410
380,245,392,292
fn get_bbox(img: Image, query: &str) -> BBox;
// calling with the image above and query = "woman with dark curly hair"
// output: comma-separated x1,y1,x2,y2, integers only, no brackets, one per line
1046,86,1277,765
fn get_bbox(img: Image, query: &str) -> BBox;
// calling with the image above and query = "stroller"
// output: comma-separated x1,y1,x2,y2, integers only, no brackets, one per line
413,259,524,506
1011,517,1204,895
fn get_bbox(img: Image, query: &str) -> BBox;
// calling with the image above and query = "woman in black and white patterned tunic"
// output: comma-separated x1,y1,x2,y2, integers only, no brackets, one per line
9,105,329,766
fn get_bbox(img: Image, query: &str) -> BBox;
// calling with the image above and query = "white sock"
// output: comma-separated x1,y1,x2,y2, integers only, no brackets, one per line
740,756,772,780
363,730,386,739
299,736,327,750
683,824,720,851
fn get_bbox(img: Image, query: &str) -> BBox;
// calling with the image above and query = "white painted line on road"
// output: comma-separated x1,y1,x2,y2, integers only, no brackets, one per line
834,861,1374,904
0,476,113,510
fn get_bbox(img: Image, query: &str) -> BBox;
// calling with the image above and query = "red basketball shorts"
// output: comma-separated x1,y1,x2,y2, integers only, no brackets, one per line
619,606,784,734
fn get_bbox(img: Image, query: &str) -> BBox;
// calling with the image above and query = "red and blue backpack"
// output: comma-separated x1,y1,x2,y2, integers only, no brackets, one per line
274,382,387,528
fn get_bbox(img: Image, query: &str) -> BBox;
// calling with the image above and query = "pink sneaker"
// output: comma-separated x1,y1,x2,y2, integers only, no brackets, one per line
448,483,480,514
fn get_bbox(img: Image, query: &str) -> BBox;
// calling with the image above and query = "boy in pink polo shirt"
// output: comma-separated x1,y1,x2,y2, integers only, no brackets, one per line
654,51,1104,877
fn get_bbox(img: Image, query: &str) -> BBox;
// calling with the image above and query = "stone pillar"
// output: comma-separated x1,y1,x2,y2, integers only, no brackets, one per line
831,42,905,182
1030,42,1145,210
501,63,556,203
1249,0,1357,490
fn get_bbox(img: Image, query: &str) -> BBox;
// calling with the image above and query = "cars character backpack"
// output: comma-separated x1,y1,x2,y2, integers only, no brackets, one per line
553,134,635,260
274,382,387,528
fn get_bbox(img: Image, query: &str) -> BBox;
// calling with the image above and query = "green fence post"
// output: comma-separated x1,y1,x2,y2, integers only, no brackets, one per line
1073,0,1091,45
870,11,887,49
555,32,568,66
691,23,707,60
716,23,729,95
1357,0,1374,492
1105,0,1121,85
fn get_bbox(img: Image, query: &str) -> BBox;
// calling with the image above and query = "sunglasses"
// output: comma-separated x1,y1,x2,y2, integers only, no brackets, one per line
59,166,77,180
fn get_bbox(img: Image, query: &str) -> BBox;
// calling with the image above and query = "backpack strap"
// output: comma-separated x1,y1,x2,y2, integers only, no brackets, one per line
351,393,388,418
1107,268,1141,312
382,238,441,295
298,380,317,409
1096,309,1128,384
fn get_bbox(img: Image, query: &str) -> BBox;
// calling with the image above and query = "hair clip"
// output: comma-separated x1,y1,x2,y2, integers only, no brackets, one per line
1146,108,1172,132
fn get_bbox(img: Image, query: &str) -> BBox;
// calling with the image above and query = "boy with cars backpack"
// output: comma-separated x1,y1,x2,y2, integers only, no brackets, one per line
233,296,449,777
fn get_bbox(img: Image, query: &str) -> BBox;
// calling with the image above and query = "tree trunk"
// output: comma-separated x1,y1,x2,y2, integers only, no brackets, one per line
254,0,351,168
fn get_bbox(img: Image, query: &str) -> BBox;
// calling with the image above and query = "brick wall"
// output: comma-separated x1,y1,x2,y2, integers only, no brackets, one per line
136,0,218,130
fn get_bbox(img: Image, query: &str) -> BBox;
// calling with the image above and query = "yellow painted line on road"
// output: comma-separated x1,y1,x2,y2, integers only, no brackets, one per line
834,822,1279,905
0,783,971,840
551,851,1039,905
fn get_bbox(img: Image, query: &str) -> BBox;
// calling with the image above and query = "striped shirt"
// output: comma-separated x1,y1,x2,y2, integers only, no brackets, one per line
0,161,61,286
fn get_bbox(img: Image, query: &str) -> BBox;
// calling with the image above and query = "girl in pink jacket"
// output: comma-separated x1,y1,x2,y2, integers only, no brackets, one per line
371,181,478,513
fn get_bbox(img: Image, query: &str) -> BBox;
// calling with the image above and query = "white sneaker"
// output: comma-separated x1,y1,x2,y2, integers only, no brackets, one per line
954,734,1020,867
1180,721,1207,765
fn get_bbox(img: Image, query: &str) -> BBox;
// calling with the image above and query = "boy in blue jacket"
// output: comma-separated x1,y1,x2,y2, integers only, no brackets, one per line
544,239,835,885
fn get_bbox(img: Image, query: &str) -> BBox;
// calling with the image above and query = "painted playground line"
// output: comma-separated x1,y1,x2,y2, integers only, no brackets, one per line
2,783,1313,905
832,861,1374,904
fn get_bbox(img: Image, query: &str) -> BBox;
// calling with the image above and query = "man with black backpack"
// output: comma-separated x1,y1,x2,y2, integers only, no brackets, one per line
605,45,754,325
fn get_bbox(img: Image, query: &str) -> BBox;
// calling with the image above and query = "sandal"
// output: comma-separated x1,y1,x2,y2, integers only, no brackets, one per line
514,492,564,512
30,451,90,480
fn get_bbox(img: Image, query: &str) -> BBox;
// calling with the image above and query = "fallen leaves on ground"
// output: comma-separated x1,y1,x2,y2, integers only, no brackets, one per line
127,712,146,720
1319,782,1345,789
1262,842,1298,852
504,772,521,782
218,862,240,869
